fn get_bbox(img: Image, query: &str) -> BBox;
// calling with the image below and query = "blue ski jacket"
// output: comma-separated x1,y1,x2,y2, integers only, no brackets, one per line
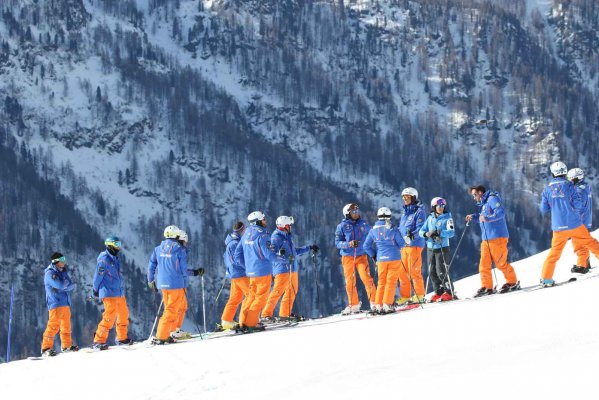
399,203,426,248
419,211,456,249
44,264,75,310
335,218,371,256
234,225,282,278
363,220,405,261
270,229,311,275
148,239,194,290
93,250,124,299
574,181,592,229
540,177,584,231
471,190,510,239
223,232,246,279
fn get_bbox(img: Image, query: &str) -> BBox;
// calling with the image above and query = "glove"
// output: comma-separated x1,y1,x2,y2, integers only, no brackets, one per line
404,236,412,245
372,255,377,262
148,282,157,292
278,248,286,256
288,255,295,263
310,244,320,253
407,232,415,241
348,240,359,248
193,268,205,277
93,289,99,298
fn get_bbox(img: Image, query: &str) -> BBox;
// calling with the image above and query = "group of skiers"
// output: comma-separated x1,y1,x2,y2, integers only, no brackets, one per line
40,161,595,356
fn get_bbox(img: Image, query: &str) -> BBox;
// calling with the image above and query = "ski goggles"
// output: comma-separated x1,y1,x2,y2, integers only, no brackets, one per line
349,209,360,215
105,240,122,248
52,256,66,264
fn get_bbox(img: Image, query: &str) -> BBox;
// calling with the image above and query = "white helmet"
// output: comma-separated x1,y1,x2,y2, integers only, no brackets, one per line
178,230,188,243
247,211,266,225
431,197,447,208
550,161,567,177
402,187,418,199
377,207,391,219
567,168,584,182
276,216,294,228
342,203,359,218
164,225,180,239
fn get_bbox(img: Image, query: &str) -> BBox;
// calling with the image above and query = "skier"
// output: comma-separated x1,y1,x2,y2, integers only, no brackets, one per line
219,221,249,331
398,188,426,304
92,235,133,350
419,197,456,302
233,211,281,332
261,216,319,322
147,226,204,344
466,185,519,296
540,162,599,286
334,203,376,314
363,207,405,313
40,252,78,357
567,167,593,273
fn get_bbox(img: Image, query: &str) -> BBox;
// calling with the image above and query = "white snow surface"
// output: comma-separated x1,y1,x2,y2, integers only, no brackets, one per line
1,231,598,399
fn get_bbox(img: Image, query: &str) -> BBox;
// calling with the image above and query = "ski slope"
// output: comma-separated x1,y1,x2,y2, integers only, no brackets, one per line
1,231,598,400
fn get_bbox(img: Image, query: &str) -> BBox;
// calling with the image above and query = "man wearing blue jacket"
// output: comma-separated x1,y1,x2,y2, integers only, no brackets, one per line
335,203,375,314
92,235,133,350
419,197,456,302
234,211,281,332
466,185,519,296
540,162,599,285
148,226,204,344
41,252,78,357
567,167,594,273
220,221,249,330
398,188,426,304
363,207,405,313
261,216,318,322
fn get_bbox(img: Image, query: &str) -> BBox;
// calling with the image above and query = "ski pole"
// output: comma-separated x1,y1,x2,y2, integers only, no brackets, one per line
446,221,469,269
148,297,164,341
6,285,14,362
212,274,227,312
439,247,455,298
311,251,323,317
201,275,207,334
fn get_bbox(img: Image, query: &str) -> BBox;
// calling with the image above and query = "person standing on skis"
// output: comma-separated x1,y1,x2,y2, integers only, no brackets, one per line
40,252,78,357
219,221,249,331
466,185,519,296
363,207,405,313
335,203,376,314
419,197,456,302
147,226,204,344
567,167,594,273
92,235,133,350
398,188,426,305
261,216,319,322
234,211,282,332
539,162,599,286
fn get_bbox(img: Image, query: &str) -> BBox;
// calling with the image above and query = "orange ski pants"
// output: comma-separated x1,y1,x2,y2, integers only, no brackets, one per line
479,237,517,289
156,289,188,341
572,231,594,267
399,247,425,297
221,277,250,325
375,261,400,305
542,225,599,280
94,297,129,343
41,306,72,350
342,254,376,306
262,272,299,318
244,275,273,327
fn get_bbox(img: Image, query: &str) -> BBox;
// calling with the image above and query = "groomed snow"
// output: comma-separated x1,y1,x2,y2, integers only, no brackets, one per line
1,230,598,399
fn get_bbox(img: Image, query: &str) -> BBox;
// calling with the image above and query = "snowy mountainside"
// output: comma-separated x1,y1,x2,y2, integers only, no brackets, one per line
1,230,598,399
0,0,598,360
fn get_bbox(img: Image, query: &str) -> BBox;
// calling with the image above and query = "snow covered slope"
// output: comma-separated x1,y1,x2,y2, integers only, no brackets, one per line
1,230,597,399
